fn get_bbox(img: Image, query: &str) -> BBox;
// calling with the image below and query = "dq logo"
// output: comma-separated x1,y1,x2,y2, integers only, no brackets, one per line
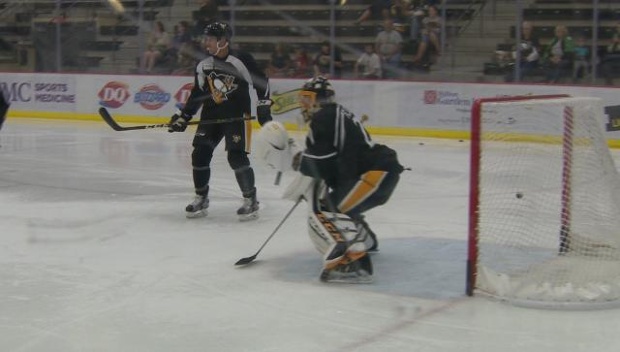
423,90,438,104
134,84,171,110
98,81,130,109
174,83,194,109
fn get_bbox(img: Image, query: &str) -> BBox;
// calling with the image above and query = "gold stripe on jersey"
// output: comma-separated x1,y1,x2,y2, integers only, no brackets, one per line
244,115,252,153
338,171,387,213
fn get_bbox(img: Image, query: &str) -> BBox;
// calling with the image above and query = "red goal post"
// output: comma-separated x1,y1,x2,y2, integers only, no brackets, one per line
467,94,620,309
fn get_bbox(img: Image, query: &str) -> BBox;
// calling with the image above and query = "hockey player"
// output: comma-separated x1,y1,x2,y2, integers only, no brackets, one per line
290,76,404,283
0,91,8,131
168,21,273,220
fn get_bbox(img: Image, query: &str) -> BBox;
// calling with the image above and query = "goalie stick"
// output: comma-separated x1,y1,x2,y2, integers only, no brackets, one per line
274,171,282,186
98,107,254,131
235,197,302,266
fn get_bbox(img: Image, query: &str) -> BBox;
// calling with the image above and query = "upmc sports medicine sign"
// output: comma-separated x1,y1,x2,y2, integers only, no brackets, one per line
0,75,77,111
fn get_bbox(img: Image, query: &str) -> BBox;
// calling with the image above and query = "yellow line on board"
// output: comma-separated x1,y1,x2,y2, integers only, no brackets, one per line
7,111,620,147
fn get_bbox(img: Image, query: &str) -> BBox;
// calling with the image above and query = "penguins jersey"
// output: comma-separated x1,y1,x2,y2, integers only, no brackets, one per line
298,103,375,188
181,50,270,120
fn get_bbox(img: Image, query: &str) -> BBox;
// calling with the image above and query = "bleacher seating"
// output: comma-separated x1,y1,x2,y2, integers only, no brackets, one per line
524,8,620,21
483,0,620,82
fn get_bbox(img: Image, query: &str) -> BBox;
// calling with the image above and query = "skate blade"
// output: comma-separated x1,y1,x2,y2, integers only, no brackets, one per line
238,212,258,222
320,270,373,284
186,209,207,219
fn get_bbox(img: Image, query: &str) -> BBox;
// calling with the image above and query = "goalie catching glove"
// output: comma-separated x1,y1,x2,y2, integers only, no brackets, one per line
168,111,192,133
254,121,299,173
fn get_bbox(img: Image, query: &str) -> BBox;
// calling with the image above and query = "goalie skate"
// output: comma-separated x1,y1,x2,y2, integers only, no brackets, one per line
186,195,208,218
320,252,373,284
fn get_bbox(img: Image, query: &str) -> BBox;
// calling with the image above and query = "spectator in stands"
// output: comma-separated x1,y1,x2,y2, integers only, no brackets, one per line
143,21,171,74
313,41,343,79
390,0,413,38
267,42,292,78
354,0,391,26
571,34,590,83
291,45,310,78
354,43,382,79
172,21,193,53
193,0,220,38
600,23,620,86
376,18,403,78
413,6,442,69
541,25,574,84
421,5,441,55
504,21,541,82
409,0,428,41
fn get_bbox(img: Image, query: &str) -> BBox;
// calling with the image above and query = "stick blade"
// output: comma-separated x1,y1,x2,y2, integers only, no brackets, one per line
98,107,125,131
234,255,257,266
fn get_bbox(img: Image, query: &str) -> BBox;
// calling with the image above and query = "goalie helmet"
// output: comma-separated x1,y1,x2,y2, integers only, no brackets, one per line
301,76,335,102
298,76,335,120
204,21,233,41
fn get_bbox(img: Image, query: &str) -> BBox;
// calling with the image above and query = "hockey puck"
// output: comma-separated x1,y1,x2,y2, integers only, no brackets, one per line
516,192,523,199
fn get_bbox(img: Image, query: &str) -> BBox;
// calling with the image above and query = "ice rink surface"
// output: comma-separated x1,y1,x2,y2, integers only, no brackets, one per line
1,119,619,352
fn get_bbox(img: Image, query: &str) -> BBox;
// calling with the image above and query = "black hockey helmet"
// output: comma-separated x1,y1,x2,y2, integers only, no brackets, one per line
204,21,233,41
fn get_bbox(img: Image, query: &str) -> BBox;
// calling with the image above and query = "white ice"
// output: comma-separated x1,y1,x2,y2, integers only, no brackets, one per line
1,119,619,352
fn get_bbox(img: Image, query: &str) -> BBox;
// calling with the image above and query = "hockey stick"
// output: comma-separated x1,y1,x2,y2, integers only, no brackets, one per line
274,171,282,186
235,197,302,266
98,107,254,131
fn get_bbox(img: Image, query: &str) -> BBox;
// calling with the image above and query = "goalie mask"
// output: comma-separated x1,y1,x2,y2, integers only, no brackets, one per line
298,76,335,122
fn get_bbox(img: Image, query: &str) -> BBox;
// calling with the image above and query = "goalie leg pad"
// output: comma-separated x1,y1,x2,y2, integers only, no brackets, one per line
307,210,360,255
352,215,379,252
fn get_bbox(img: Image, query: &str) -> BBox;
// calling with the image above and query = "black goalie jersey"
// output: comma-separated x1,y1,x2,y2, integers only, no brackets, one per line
180,50,270,120
299,103,403,189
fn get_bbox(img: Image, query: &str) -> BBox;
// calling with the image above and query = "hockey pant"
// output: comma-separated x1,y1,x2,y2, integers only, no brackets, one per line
331,170,400,218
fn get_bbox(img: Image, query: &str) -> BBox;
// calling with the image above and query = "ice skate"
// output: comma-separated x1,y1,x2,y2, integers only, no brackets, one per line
320,252,373,284
237,194,259,221
186,195,209,218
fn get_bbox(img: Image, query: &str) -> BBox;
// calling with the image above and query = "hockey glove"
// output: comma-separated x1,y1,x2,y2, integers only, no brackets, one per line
257,99,273,126
168,112,191,133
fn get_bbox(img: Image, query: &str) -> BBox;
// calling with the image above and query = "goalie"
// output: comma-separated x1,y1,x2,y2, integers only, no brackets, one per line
283,76,404,283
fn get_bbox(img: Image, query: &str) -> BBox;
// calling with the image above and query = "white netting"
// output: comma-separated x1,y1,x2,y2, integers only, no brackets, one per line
472,96,620,308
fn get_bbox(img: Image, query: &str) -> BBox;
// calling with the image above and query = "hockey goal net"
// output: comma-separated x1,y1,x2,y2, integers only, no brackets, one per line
467,95,620,309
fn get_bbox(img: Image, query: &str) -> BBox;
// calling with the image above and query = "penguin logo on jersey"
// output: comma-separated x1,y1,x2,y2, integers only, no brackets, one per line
206,72,237,103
